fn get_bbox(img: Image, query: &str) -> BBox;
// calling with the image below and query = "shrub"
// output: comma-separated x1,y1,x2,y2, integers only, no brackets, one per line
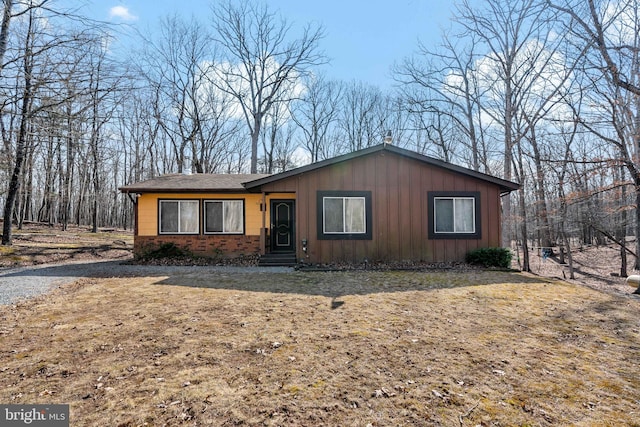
139,242,191,259
466,247,512,268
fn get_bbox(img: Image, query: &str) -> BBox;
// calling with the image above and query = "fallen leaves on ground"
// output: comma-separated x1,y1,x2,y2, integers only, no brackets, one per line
0,270,639,426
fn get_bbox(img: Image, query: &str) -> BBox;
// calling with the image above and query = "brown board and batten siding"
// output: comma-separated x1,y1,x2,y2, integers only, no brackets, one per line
258,149,505,264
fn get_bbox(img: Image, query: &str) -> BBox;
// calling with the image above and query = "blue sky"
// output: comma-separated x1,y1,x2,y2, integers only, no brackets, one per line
80,0,456,89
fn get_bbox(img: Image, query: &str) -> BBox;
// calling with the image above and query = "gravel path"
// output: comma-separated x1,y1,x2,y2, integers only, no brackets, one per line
0,260,293,305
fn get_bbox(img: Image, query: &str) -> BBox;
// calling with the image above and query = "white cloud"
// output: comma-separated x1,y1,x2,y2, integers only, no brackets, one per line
109,5,138,21
203,58,307,122
604,1,638,48
291,146,312,167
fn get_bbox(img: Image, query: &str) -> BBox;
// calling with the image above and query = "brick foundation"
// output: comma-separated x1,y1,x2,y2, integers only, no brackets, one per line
134,234,261,259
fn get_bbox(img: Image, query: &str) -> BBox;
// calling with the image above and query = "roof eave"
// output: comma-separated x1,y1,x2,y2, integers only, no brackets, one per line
118,187,250,194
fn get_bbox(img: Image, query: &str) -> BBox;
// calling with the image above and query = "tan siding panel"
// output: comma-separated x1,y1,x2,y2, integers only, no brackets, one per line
136,193,263,236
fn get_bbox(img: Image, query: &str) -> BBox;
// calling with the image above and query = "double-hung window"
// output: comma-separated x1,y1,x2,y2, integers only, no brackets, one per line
204,200,244,234
317,191,372,240
428,192,481,239
159,200,199,234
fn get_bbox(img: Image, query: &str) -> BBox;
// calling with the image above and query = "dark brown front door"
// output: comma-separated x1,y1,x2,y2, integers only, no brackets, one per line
271,200,295,252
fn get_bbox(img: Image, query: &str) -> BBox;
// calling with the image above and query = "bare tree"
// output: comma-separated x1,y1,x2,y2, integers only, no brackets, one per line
260,106,297,173
395,31,489,172
409,106,459,162
85,37,124,232
338,81,387,151
139,14,237,174
455,0,575,270
209,0,325,173
455,0,541,250
1,0,123,243
554,119,580,279
548,0,640,268
291,74,342,162
0,0,14,76
0,1,51,76
2,4,38,244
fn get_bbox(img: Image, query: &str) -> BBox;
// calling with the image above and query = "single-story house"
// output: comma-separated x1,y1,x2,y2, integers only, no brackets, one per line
119,143,519,265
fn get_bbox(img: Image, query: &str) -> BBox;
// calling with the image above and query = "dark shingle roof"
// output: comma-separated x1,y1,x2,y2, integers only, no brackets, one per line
119,173,270,193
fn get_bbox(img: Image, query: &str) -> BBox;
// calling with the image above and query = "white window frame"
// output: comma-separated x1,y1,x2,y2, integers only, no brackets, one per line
159,200,200,234
434,197,476,234
203,200,244,235
323,196,366,234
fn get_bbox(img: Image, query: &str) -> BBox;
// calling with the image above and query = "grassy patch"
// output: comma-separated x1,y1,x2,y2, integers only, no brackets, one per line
0,246,24,264
0,271,639,426
0,246,15,255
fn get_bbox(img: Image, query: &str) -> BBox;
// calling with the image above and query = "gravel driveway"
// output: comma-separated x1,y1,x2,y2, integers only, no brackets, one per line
0,260,293,305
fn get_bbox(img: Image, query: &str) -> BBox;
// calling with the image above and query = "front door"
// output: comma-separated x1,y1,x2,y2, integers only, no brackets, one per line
271,200,295,252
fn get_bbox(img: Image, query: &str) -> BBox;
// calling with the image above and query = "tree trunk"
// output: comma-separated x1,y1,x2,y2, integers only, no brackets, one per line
56,135,63,225
62,128,74,231
2,89,30,244
90,66,101,233
19,138,35,229
530,129,552,249
502,79,514,248
561,229,575,280
2,10,33,245
92,150,99,233
0,0,13,76
636,188,640,270
518,187,530,272
250,114,261,174
617,165,628,277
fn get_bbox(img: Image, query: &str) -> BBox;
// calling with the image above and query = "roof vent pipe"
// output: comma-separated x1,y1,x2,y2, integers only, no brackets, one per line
384,130,393,145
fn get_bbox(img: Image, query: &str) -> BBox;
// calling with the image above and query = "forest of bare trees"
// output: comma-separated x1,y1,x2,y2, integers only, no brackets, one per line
1,0,639,275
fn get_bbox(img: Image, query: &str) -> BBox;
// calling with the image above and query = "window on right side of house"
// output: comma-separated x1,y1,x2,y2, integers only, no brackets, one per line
428,191,481,239
434,197,475,233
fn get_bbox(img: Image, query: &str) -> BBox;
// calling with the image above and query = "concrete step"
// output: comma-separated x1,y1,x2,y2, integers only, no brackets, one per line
258,252,297,267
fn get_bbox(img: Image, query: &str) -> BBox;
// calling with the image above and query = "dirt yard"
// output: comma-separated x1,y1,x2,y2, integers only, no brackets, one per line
518,243,638,297
1,268,639,426
0,222,133,267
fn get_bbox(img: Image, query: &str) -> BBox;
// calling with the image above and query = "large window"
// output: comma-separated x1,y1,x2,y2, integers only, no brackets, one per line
324,197,365,233
159,200,199,234
428,192,481,239
435,197,475,233
317,191,372,240
204,200,244,234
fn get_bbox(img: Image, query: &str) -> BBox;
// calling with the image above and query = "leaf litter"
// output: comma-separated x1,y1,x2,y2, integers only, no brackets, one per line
0,268,639,426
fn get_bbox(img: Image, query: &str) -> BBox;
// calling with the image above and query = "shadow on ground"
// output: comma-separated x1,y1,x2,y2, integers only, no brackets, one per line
0,260,149,279
0,260,553,303
153,267,550,299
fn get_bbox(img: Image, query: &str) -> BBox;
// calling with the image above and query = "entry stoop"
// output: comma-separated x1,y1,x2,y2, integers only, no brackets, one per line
258,252,298,267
